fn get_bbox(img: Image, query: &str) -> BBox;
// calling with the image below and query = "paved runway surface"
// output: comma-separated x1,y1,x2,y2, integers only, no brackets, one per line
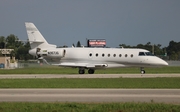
0,74,180,79
1,74,179,103
0,89,180,103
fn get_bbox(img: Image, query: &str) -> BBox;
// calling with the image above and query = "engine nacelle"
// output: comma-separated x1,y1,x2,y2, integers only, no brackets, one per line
29,48,66,59
29,49,37,57
46,49,66,58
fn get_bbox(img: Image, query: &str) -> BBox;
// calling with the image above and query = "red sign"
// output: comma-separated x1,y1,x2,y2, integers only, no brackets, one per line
88,39,106,47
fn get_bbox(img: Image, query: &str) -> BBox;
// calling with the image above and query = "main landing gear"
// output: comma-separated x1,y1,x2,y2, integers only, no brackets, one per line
78,68,85,74
88,69,95,74
140,67,145,74
78,68,95,74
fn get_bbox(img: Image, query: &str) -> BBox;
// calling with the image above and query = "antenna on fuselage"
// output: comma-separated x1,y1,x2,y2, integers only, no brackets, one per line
119,46,124,49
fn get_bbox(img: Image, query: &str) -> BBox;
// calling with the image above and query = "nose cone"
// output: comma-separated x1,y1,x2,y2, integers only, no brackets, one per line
148,57,169,66
157,58,168,66
161,60,168,66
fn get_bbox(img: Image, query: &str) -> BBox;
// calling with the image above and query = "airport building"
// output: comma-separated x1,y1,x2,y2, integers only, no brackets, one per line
0,49,17,68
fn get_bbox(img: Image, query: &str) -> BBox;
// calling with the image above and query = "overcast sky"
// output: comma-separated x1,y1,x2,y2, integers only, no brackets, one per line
0,0,180,47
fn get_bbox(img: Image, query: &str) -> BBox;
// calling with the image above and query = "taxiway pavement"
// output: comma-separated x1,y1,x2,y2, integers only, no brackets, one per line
0,89,180,103
0,74,180,79
1,74,179,103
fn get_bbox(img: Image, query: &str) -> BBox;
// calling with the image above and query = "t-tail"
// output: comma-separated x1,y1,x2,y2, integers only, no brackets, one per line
25,22,56,49
25,22,57,57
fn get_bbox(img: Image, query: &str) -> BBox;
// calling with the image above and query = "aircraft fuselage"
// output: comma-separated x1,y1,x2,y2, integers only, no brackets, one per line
30,47,168,68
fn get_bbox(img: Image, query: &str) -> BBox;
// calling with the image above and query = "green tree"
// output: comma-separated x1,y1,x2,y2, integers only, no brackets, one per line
166,41,180,60
6,34,24,49
119,44,132,48
0,36,5,48
5,34,25,59
76,41,81,47
0,34,34,60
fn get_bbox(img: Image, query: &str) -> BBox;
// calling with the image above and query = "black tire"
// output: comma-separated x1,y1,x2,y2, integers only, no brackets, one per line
79,69,85,74
141,70,145,74
88,69,95,74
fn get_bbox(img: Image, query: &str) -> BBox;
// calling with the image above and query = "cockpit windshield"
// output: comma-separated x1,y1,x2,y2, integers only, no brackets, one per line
145,52,154,56
139,52,154,56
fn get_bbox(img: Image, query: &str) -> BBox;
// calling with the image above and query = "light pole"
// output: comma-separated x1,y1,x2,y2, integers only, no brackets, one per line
4,41,6,68
152,44,154,55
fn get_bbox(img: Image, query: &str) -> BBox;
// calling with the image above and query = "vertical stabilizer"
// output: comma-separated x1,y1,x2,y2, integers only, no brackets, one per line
25,22,56,49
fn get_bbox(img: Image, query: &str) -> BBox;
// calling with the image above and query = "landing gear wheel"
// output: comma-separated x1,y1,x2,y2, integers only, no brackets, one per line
79,69,85,74
88,69,95,74
141,70,145,74
140,67,145,74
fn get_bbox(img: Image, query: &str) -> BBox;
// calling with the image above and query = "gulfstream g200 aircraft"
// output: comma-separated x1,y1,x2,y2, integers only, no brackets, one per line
25,22,168,74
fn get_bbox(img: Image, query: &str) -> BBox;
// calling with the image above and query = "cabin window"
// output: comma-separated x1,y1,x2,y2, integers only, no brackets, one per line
102,53,105,57
131,54,133,58
113,54,116,57
108,54,110,57
89,53,92,57
96,53,98,57
119,54,122,57
125,54,128,57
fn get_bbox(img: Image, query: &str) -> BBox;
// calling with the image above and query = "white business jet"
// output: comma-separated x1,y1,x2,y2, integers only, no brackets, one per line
25,22,168,74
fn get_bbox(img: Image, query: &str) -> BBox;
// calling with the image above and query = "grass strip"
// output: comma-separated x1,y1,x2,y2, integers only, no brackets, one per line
0,102,179,112
0,78,180,88
0,66,180,74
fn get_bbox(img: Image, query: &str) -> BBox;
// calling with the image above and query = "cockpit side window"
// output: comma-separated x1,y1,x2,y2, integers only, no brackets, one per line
139,52,145,56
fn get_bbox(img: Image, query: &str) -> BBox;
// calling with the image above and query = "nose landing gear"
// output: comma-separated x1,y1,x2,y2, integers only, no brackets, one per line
140,67,145,74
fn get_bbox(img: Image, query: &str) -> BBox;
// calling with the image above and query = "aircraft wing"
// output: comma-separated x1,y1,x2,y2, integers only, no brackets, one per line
52,62,108,68
52,62,126,68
